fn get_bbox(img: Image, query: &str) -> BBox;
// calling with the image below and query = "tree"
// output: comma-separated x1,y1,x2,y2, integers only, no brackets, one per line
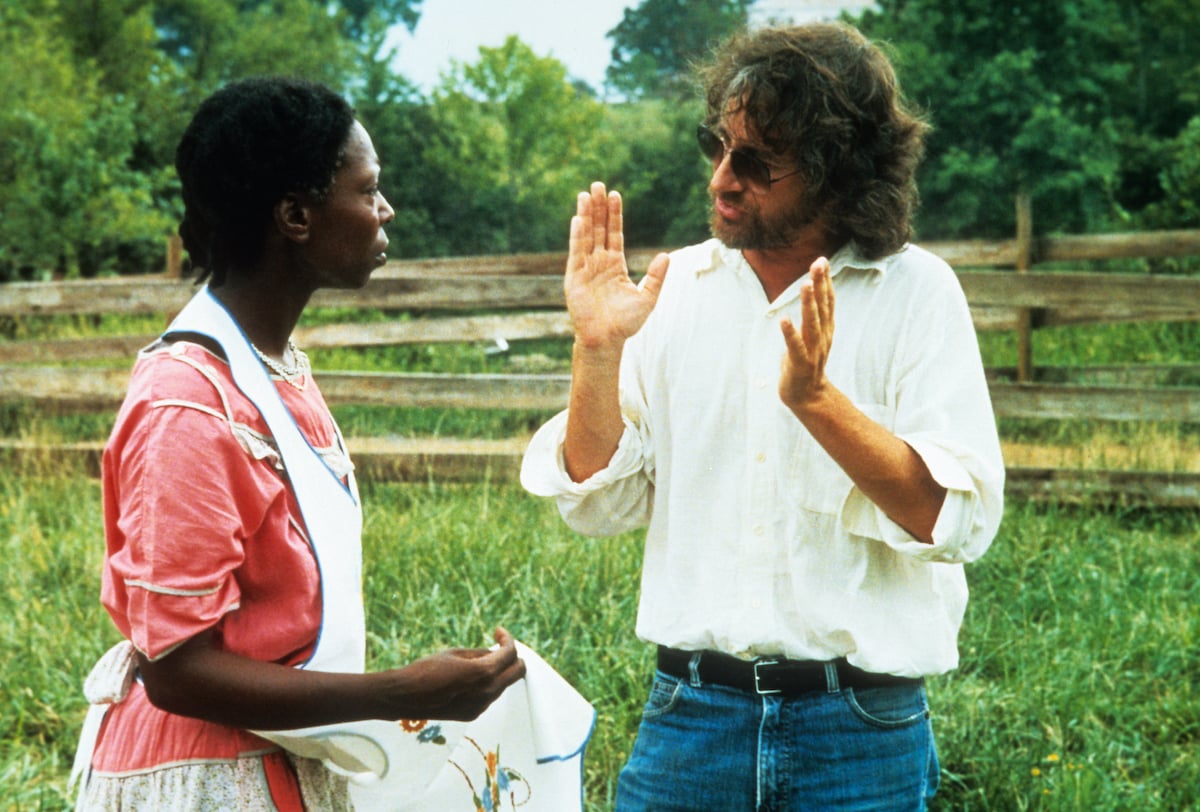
853,0,1200,238
0,2,175,279
605,0,755,99
419,37,608,255
604,100,711,249
351,38,448,258
0,0,422,279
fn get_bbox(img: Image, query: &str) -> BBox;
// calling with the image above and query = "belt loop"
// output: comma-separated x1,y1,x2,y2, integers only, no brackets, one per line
688,652,703,688
823,661,841,693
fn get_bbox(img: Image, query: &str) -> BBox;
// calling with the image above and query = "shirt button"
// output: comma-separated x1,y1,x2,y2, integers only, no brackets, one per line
754,525,765,536
751,599,762,609
756,452,766,463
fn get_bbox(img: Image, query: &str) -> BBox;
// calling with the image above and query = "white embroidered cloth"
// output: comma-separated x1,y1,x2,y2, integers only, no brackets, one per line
347,642,595,811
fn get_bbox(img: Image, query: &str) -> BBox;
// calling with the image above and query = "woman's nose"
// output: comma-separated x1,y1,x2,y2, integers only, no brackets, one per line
378,194,396,224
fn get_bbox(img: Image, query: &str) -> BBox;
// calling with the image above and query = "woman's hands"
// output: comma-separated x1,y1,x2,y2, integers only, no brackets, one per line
378,627,526,722
138,626,526,729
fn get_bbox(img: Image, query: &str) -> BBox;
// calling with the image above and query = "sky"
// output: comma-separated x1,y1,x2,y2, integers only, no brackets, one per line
387,0,877,95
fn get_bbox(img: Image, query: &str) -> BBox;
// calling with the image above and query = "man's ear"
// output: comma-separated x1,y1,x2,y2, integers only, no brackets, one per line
275,194,311,244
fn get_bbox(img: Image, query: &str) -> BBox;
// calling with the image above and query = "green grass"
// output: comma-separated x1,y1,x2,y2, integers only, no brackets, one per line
2,472,1197,810
978,321,1200,368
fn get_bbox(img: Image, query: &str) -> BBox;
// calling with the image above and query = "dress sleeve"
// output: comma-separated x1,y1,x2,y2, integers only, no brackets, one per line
102,367,283,660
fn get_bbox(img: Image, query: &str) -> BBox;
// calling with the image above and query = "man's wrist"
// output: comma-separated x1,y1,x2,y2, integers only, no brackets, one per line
572,336,625,360
783,381,839,422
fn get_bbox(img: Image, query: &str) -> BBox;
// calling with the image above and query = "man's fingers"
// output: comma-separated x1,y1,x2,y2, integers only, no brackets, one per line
590,182,608,250
810,257,834,332
607,190,623,254
573,192,592,255
638,252,670,299
567,215,585,272
780,317,804,358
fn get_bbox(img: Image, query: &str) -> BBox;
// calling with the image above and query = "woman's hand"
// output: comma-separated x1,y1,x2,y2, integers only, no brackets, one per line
138,626,526,729
378,627,527,722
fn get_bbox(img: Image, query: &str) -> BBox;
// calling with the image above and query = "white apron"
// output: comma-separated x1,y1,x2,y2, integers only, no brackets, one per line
72,287,594,810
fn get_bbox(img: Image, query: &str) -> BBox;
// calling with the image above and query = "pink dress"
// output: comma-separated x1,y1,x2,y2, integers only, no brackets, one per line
83,341,352,810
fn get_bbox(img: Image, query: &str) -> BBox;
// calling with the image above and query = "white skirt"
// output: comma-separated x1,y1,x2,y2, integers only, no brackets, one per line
78,752,351,811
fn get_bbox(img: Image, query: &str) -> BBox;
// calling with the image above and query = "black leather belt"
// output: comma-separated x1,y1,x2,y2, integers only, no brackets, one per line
657,646,920,696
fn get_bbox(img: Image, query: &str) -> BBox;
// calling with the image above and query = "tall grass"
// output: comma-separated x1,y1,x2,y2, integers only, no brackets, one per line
2,471,1197,810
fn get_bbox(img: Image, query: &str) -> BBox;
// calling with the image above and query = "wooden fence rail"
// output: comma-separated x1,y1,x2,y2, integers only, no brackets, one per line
2,226,1199,506
8,367,1200,425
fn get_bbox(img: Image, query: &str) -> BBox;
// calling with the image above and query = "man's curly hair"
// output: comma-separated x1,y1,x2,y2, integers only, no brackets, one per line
174,76,356,286
697,23,930,259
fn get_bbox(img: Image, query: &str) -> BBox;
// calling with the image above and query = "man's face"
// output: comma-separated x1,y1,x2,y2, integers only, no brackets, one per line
705,113,821,251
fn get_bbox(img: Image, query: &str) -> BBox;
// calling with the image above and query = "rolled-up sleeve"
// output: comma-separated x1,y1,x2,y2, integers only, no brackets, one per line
841,435,1004,563
520,408,654,537
835,255,1005,564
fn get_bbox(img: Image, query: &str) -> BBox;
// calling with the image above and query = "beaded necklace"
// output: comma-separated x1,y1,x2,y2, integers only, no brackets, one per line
251,339,309,389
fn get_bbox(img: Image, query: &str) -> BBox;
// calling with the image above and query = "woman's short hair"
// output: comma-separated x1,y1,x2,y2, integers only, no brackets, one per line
174,76,356,285
698,23,929,259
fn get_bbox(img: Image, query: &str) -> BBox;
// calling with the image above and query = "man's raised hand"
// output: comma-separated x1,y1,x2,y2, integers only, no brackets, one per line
565,181,668,350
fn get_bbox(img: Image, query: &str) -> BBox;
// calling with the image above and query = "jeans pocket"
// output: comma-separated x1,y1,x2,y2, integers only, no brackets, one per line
642,673,685,719
843,684,931,729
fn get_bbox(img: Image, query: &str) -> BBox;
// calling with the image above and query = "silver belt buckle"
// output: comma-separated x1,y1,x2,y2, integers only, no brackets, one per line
754,659,782,695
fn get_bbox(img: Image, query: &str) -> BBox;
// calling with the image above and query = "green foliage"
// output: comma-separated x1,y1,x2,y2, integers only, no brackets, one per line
1138,116,1200,231
415,37,609,255
930,502,1200,810
605,0,754,99
0,2,176,279
854,0,1200,238
153,0,359,87
603,99,711,249
3,0,1200,281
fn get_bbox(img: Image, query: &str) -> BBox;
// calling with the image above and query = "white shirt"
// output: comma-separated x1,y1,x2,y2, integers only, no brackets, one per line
521,239,1005,678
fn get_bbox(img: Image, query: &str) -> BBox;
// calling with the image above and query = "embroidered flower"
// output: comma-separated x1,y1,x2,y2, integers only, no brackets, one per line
417,724,447,745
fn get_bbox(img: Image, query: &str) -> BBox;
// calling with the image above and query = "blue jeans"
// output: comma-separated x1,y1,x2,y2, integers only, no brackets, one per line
615,665,940,811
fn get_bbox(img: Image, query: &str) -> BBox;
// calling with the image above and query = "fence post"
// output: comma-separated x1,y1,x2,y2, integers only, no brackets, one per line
1015,192,1034,382
165,234,183,278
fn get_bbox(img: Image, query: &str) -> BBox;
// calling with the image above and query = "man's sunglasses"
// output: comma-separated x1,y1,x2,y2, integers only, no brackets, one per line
696,124,803,190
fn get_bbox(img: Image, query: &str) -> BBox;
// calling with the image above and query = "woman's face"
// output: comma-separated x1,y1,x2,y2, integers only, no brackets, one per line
300,121,395,290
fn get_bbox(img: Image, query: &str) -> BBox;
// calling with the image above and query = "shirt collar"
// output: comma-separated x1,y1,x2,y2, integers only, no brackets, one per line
703,239,898,280
827,241,894,279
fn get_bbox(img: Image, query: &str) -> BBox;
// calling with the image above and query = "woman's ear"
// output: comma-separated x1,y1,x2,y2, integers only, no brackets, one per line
275,194,311,244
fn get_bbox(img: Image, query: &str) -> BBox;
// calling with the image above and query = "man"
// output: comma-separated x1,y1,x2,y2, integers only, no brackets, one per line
521,22,1004,811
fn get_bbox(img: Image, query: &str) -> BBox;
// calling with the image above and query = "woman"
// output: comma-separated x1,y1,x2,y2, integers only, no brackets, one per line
74,77,525,810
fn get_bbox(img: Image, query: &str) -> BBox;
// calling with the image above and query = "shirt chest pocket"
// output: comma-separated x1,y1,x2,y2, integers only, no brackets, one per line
785,402,895,516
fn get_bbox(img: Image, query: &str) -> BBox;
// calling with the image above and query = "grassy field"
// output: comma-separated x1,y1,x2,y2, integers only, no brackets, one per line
1,311,1198,809
2,473,1197,810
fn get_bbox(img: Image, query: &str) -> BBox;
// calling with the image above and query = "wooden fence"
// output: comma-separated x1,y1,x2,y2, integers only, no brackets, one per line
2,215,1200,506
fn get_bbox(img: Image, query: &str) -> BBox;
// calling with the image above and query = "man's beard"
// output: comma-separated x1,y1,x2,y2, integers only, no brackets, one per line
709,191,820,251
